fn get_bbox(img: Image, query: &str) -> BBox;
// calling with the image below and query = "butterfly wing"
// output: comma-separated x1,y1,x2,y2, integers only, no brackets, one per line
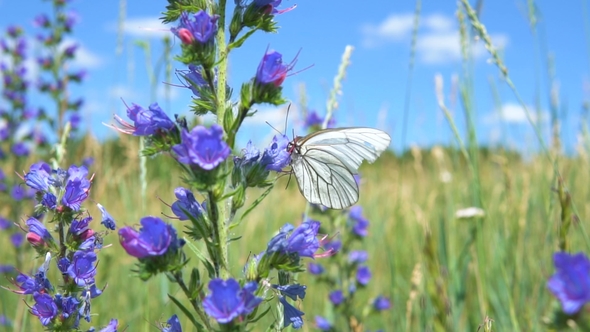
291,128,391,209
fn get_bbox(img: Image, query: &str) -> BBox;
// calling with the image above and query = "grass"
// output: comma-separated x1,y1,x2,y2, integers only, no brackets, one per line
0,0,587,331
0,137,585,331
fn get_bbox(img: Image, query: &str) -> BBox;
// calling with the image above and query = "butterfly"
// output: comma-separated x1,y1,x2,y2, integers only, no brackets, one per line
287,127,391,209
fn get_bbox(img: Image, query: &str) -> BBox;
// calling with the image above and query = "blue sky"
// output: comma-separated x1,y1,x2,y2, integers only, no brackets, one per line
0,0,587,153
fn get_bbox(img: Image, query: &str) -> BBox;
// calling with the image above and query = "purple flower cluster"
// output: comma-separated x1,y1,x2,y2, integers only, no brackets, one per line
172,10,219,45
112,102,175,136
119,216,183,258
173,124,230,170
24,162,92,212
303,110,336,130
202,278,262,324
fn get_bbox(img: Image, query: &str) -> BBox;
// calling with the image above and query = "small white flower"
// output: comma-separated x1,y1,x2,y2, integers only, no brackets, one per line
455,207,485,219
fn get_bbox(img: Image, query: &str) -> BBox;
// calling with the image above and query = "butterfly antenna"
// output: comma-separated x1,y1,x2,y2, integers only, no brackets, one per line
284,103,290,135
265,121,282,135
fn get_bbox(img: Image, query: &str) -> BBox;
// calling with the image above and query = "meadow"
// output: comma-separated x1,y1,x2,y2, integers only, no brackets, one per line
0,0,588,331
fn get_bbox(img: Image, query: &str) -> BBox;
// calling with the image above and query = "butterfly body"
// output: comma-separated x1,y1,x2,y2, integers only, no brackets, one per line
288,127,391,209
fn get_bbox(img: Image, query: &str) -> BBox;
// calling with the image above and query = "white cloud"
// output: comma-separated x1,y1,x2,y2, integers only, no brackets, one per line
242,104,297,129
115,17,171,38
361,13,508,65
108,85,137,100
485,102,545,124
72,45,103,68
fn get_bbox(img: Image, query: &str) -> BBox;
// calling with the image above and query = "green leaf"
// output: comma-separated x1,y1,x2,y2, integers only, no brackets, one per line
184,237,216,278
168,294,205,331
228,28,259,51
236,183,274,226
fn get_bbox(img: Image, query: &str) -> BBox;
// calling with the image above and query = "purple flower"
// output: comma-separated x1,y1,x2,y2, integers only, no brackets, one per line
285,220,321,258
255,50,296,87
0,216,11,230
64,44,78,57
113,102,175,136
356,266,371,286
315,316,332,331
260,134,290,171
26,217,53,246
266,221,321,258
119,216,177,258
373,296,391,311
99,319,119,332
10,233,24,248
323,240,341,253
547,252,590,314
69,112,82,129
0,315,11,326
160,314,182,332
172,124,230,170
279,296,304,328
329,290,344,306
307,262,324,275
0,265,15,274
66,251,97,286
31,292,58,326
58,258,70,274
171,187,204,220
24,162,52,192
303,110,335,129
11,141,30,157
348,250,368,264
272,284,306,301
253,0,296,14
82,157,94,168
69,216,92,236
350,206,369,237
202,278,263,324
179,64,210,98
172,11,219,45
33,14,50,27
62,165,91,211
10,185,26,200
56,295,80,319
97,203,116,230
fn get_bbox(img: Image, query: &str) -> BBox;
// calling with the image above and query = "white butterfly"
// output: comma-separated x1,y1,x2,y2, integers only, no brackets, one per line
287,127,391,209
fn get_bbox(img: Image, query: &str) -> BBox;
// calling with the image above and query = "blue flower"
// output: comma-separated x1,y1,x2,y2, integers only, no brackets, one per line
348,250,368,264
272,284,306,301
62,165,91,211
253,0,296,15
97,203,116,230
172,11,219,45
69,216,92,236
11,141,30,157
56,295,80,319
160,314,182,332
66,251,97,286
31,292,58,326
24,162,52,192
172,124,230,170
279,296,304,328
202,278,262,324
315,316,332,331
26,217,54,246
349,206,369,237
98,319,119,332
356,266,371,286
307,262,324,275
329,290,344,306
260,134,290,171
373,295,391,311
113,102,175,136
119,216,178,258
303,110,335,129
171,187,204,221
179,64,211,98
10,233,24,247
255,50,296,87
547,252,590,314
266,221,321,258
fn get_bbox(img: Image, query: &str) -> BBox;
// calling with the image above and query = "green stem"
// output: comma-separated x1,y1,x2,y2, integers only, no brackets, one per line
215,0,230,279
173,271,212,330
